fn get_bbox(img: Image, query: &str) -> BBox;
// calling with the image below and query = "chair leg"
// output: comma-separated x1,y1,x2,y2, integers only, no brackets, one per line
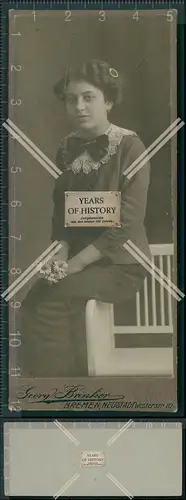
85,300,114,375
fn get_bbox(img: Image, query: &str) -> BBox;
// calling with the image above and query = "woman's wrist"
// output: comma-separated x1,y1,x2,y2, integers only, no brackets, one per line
58,240,69,251
76,244,102,267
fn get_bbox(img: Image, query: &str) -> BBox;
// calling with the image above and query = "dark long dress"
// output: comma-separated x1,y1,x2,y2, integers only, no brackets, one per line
20,125,151,377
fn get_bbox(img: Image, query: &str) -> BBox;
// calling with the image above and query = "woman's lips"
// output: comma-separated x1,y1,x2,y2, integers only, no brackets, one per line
76,115,90,120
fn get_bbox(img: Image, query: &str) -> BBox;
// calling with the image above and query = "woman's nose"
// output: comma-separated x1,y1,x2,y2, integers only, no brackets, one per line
76,97,86,112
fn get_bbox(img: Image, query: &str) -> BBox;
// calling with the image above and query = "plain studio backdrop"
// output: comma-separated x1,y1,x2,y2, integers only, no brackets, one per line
8,10,176,302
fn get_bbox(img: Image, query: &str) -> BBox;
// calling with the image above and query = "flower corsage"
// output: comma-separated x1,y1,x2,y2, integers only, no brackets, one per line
38,260,68,285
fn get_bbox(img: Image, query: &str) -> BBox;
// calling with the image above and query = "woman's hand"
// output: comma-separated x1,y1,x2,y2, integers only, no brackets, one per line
67,257,85,276
43,241,69,267
52,241,69,263
37,241,69,283
66,245,102,277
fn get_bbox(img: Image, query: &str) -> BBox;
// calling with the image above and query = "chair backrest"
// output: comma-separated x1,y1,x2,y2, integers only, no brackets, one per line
136,243,174,328
86,243,174,375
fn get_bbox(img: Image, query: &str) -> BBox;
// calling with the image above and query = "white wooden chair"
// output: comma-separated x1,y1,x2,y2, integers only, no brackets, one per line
85,244,174,376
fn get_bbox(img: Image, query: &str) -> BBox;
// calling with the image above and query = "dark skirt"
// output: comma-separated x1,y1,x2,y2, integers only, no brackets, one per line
20,261,146,378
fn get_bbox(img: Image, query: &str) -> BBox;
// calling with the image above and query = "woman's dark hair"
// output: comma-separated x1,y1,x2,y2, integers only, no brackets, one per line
53,59,124,105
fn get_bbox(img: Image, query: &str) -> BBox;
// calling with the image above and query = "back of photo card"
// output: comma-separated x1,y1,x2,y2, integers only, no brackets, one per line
1,5,184,412
3,421,183,497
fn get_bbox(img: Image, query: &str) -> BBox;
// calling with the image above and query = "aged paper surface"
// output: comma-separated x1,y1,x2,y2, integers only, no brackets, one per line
4,422,182,496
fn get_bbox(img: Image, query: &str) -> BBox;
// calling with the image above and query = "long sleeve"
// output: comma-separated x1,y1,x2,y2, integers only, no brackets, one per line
50,147,75,245
92,136,151,263
50,181,66,242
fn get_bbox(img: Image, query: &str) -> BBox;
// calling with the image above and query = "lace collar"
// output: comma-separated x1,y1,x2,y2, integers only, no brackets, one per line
60,123,136,175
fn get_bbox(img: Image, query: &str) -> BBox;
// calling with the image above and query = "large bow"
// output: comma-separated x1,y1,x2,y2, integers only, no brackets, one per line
65,133,109,163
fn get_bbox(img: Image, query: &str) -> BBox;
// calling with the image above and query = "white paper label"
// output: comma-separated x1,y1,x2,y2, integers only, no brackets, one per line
80,451,105,467
65,191,121,227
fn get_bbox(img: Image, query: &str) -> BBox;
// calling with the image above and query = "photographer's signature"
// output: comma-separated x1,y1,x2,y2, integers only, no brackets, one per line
17,384,125,404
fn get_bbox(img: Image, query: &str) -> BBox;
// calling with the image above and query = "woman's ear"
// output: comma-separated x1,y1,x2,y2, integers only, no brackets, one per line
106,101,113,113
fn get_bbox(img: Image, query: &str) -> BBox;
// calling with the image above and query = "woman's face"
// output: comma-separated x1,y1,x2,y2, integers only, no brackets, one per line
65,80,112,132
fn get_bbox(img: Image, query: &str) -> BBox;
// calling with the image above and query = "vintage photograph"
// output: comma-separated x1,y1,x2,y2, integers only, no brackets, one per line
7,9,179,410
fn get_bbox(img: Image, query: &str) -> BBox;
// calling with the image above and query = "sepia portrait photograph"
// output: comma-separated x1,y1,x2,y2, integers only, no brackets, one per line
7,8,181,411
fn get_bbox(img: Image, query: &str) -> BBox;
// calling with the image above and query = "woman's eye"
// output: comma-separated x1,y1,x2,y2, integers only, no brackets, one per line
84,96,94,102
66,95,95,104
